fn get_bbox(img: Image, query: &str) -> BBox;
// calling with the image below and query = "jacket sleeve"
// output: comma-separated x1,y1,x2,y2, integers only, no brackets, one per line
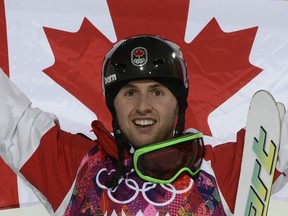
204,129,245,213
0,69,95,214
206,127,288,214
272,111,288,193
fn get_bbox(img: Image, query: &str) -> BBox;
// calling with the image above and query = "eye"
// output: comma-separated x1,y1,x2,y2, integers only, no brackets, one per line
152,89,164,97
124,89,137,97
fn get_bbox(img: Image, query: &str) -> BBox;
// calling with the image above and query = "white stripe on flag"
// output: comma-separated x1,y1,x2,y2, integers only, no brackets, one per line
17,176,40,208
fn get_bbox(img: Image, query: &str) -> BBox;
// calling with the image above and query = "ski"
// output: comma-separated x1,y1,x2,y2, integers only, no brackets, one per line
234,90,284,216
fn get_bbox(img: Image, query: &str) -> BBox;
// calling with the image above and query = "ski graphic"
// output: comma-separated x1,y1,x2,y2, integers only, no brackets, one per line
234,90,284,216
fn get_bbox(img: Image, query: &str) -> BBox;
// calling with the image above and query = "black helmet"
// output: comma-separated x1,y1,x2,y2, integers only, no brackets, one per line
102,35,189,135
101,35,189,188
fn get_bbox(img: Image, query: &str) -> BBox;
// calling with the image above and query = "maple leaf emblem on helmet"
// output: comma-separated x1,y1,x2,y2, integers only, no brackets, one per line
133,48,145,57
131,47,147,67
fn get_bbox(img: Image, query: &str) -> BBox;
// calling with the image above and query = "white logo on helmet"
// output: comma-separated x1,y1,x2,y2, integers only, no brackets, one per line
104,74,117,85
131,47,148,67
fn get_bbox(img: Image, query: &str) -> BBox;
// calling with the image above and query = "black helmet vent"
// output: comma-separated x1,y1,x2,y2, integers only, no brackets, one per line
153,58,165,65
114,62,127,68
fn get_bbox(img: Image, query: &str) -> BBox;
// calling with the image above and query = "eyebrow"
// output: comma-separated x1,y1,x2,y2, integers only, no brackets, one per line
123,82,164,89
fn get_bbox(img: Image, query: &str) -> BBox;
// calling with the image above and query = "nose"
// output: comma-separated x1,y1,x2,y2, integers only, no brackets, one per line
135,94,153,114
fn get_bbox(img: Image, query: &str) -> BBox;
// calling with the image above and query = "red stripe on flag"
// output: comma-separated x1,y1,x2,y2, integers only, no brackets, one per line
0,0,9,75
0,1,19,209
0,158,19,209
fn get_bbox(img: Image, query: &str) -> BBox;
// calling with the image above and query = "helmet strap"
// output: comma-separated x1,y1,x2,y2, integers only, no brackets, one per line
105,115,129,189
174,108,186,137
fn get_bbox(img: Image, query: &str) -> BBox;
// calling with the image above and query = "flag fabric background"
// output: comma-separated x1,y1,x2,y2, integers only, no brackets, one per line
1,0,288,210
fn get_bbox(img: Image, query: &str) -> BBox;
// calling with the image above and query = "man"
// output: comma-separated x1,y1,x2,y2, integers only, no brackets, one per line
0,35,286,215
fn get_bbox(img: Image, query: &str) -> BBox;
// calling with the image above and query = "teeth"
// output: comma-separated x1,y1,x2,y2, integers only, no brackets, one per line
134,119,155,126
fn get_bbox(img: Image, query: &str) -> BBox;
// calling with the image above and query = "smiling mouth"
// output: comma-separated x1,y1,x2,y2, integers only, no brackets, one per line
133,119,156,126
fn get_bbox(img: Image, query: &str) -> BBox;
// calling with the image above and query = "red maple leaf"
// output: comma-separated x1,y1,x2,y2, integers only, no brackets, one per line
43,18,112,127
186,18,261,133
133,49,145,57
43,1,261,135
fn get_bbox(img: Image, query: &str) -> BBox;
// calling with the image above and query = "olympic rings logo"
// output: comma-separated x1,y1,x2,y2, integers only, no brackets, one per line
95,168,193,206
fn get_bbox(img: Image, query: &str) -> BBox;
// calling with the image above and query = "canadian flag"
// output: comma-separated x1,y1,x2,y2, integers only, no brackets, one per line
1,0,288,210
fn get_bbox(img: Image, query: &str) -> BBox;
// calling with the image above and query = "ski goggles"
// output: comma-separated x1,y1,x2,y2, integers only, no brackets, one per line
133,132,205,184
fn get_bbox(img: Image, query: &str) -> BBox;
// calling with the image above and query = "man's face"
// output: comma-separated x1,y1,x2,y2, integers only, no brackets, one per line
114,80,178,148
